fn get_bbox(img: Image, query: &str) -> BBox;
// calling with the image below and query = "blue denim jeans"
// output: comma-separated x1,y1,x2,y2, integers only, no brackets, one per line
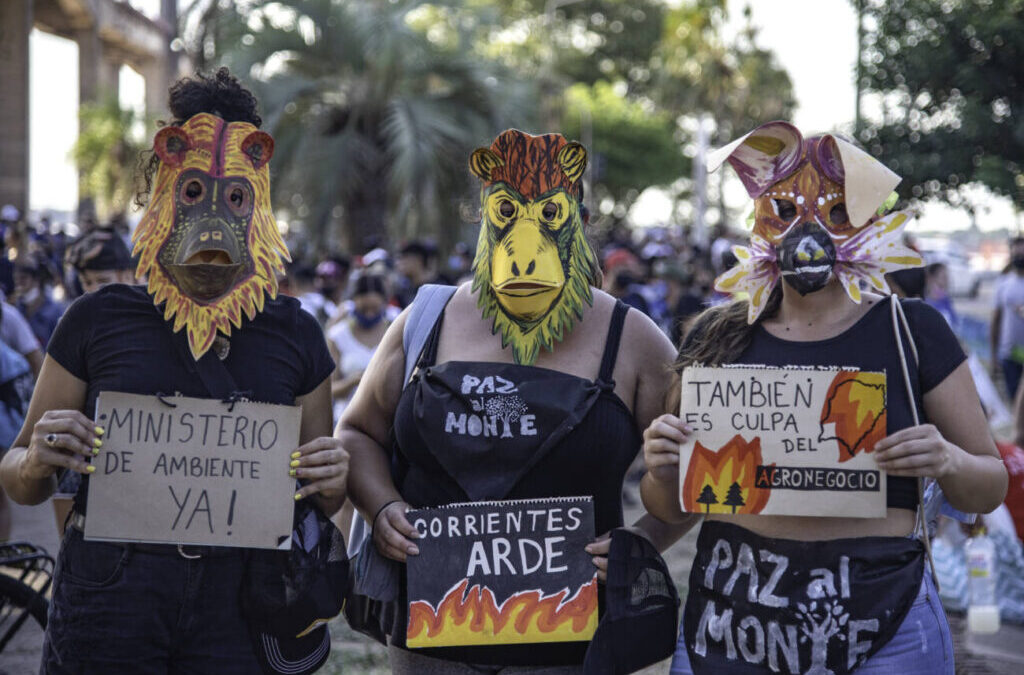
41,527,261,674
669,572,954,675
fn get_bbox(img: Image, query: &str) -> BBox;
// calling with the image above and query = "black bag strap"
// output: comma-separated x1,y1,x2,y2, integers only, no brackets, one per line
597,300,630,386
169,331,244,402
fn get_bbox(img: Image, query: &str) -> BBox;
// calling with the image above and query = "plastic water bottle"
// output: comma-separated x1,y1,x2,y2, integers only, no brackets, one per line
965,526,1000,634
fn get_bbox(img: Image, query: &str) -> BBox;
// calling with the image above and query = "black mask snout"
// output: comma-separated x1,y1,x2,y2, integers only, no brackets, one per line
777,222,836,295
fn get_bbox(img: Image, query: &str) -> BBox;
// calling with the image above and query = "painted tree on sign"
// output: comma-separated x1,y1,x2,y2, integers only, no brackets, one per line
724,481,745,513
696,484,718,513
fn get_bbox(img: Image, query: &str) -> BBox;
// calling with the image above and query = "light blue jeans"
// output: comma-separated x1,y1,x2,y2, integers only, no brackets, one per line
670,572,954,674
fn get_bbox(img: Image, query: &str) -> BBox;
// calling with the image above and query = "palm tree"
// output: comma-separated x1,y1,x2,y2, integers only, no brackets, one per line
214,0,533,252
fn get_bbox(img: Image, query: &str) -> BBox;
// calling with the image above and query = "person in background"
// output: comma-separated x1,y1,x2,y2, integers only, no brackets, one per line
326,274,392,422
991,236,1024,399
394,240,450,308
0,206,21,296
925,262,960,331
292,262,332,325
0,299,43,378
603,248,650,315
13,257,65,348
64,228,135,294
316,256,351,320
0,302,33,540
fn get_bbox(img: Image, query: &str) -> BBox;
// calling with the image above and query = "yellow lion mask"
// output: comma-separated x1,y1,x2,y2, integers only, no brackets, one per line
133,112,290,359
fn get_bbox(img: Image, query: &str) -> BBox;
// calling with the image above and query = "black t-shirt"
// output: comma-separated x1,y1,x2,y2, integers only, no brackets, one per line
47,284,334,507
686,297,966,509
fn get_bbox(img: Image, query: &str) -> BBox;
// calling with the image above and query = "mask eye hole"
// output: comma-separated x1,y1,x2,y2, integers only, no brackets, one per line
181,179,205,205
541,202,559,221
498,199,515,219
773,198,797,221
225,182,252,217
830,203,849,226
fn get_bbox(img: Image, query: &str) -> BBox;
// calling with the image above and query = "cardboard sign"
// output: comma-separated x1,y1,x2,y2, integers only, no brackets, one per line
84,391,301,549
679,366,888,518
406,497,598,648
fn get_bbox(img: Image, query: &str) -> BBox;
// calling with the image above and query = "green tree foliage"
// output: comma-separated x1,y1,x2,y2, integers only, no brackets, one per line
859,0,1024,209
72,99,148,221
562,82,689,207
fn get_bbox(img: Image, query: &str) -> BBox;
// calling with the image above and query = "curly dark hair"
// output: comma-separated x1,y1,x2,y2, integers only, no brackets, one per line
135,68,262,208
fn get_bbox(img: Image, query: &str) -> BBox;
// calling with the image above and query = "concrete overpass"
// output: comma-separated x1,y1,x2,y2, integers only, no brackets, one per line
0,0,178,217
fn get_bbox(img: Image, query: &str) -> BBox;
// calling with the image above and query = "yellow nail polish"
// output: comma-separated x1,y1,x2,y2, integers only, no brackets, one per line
86,465,96,473
92,448,99,456
290,451,301,459
289,469,296,477
289,459,300,468
294,493,303,501
93,438,102,447
94,426,105,435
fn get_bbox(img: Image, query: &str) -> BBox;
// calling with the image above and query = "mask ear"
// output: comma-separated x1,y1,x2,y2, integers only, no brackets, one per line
153,126,190,167
557,142,587,185
469,148,504,181
823,135,901,229
241,131,274,170
707,121,803,198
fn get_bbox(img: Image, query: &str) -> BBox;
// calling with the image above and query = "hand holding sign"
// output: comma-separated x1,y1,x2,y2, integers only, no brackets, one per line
373,500,420,562
290,436,349,508
642,413,694,484
22,409,102,478
874,423,959,478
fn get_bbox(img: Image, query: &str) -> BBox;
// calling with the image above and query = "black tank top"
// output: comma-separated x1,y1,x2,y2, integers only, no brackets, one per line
390,300,641,666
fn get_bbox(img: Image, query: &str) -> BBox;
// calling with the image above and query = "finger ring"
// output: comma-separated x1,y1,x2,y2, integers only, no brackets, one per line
45,433,59,447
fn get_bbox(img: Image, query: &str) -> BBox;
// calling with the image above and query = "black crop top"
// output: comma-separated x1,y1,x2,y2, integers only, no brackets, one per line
686,297,966,510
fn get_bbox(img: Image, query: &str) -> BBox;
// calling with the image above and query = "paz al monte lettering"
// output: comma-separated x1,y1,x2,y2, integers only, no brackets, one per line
695,538,878,674
413,505,584,578
102,406,279,450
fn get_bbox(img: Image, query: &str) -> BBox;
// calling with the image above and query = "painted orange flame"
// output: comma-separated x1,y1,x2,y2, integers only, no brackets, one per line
681,435,770,515
819,371,887,462
406,576,598,648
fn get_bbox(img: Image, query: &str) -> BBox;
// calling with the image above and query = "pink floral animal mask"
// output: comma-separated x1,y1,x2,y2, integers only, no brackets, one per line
710,121,923,323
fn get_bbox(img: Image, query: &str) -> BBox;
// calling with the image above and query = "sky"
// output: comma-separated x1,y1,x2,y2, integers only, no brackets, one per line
27,0,1019,232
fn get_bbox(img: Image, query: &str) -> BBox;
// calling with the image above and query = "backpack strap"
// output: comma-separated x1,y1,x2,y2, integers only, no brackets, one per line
402,284,457,386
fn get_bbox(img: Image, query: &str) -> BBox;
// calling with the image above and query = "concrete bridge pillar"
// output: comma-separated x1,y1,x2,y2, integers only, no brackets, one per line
0,0,32,216
77,27,120,104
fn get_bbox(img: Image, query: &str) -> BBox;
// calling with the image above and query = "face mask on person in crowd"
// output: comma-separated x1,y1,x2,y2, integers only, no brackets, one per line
133,113,290,359
20,286,40,305
707,121,923,323
468,129,600,366
352,308,385,330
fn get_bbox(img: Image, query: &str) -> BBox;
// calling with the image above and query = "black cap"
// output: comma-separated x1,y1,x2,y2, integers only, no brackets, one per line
583,529,680,675
243,501,348,675
67,229,132,272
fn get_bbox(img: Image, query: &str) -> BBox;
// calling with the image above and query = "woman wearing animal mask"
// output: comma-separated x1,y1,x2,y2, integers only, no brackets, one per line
641,122,1007,674
340,129,687,672
0,69,346,674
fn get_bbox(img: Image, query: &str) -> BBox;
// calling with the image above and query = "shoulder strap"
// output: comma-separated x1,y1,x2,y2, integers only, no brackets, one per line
170,330,239,399
597,301,630,385
889,295,939,587
402,284,457,386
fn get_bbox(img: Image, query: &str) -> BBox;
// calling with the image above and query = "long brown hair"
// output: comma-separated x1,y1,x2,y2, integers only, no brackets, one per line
665,286,783,413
